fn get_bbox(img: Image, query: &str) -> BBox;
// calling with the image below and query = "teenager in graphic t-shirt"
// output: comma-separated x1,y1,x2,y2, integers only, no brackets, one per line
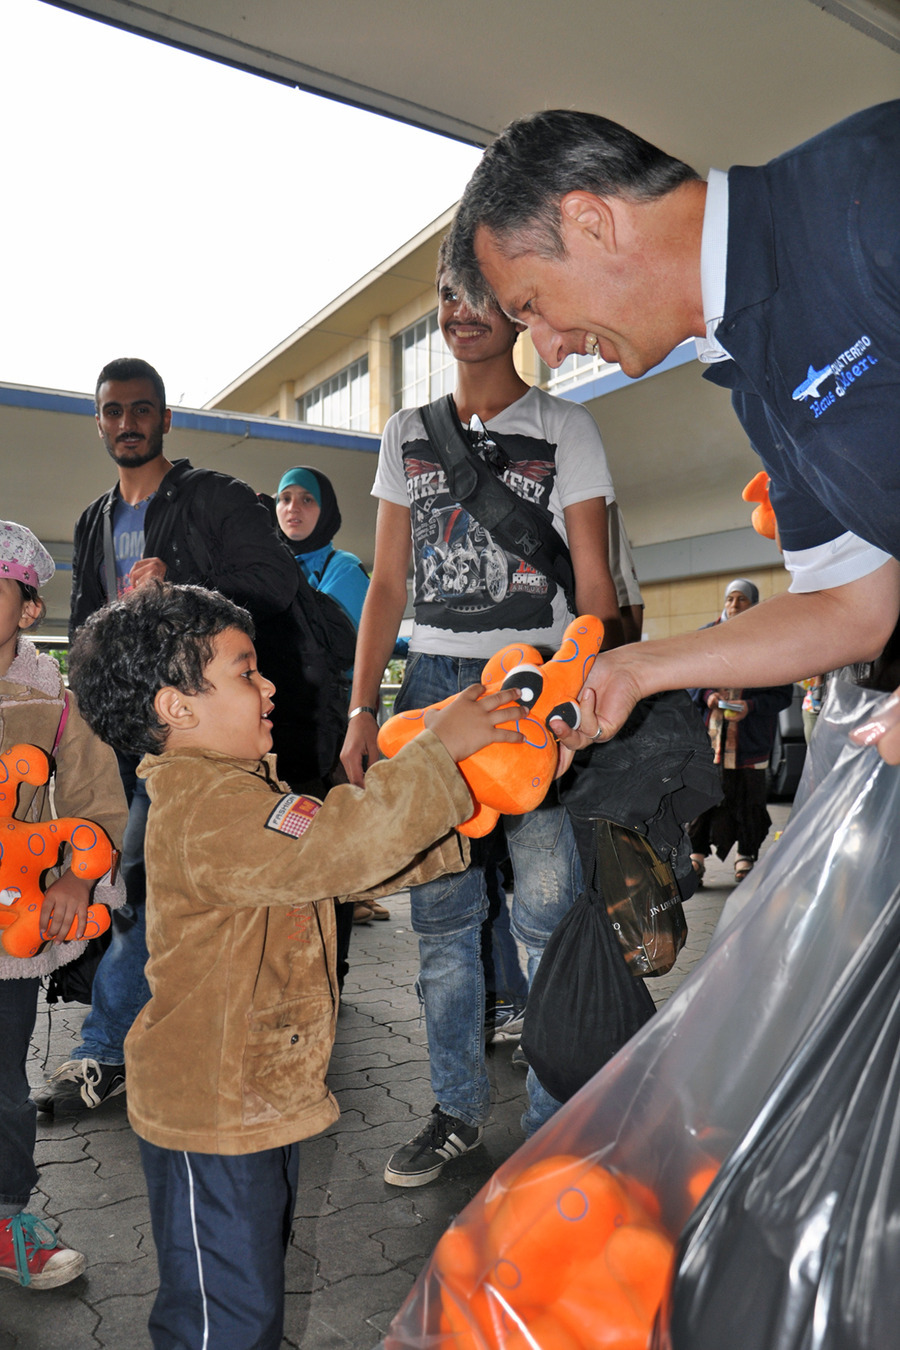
341,236,626,1187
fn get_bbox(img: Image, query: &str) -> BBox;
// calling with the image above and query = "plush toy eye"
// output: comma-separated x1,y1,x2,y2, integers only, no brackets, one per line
500,663,544,708
546,701,582,731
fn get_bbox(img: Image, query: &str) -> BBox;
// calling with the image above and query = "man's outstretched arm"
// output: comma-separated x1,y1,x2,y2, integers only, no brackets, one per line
550,559,900,759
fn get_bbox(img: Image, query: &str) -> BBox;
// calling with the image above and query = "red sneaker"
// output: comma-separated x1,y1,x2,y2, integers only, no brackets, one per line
0,1213,85,1289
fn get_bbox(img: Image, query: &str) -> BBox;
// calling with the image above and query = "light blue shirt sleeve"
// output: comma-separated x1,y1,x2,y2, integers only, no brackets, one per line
311,549,370,631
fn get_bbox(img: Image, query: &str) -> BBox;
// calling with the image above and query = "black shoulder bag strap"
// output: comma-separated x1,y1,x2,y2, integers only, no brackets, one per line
147,466,216,583
101,492,118,604
419,394,577,614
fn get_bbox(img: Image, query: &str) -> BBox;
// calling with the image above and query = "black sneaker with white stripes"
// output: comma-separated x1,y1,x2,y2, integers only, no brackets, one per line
32,1058,126,1115
383,1106,483,1187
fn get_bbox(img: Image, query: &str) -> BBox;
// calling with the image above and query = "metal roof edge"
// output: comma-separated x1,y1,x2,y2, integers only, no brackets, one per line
0,382,380,453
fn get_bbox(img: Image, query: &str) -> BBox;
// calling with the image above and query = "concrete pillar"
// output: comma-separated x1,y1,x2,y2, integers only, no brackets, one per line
278,380,295,421
368,315,393,433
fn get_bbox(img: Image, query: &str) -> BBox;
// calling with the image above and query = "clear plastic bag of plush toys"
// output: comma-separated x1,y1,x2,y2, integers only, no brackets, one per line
384,681,900,1350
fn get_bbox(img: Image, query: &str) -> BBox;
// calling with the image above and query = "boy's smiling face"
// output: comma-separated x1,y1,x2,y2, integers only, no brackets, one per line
165,626,276,760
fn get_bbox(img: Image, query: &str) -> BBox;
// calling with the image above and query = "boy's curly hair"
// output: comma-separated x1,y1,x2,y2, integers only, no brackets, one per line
69,582,254,757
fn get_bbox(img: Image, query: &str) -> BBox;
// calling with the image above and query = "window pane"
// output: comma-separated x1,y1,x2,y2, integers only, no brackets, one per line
392,309,451,412
296,355,370,431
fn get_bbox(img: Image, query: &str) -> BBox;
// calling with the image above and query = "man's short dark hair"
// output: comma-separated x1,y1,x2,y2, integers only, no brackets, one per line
69,582,253,756
95,358,167,410
447,109,700,311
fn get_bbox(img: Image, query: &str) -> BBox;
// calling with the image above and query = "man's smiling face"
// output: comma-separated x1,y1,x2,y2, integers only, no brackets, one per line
473,195,694,379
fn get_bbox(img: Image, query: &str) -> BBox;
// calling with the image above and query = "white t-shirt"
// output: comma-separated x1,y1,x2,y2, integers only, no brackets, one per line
373,386,614,658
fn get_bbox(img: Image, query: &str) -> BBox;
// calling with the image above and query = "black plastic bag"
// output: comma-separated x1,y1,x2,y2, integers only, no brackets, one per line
656,852,900,1350
386,682,900,1350
521,879,657,1103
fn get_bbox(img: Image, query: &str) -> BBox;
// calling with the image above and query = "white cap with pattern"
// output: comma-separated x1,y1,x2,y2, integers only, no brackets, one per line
0,521,55,588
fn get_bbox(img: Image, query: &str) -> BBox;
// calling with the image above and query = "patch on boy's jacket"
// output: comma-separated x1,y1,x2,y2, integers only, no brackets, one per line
265,794,321,838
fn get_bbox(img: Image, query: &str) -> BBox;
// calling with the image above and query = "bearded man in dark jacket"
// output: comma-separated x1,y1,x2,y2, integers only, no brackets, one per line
35,357,300,1116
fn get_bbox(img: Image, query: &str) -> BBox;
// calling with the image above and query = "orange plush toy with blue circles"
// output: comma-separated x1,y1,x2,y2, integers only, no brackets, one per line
0,744,115,958
378,616,604,837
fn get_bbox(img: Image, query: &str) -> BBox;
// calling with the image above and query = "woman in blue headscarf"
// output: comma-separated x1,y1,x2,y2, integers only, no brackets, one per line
275,466,370,631
273,467,389,942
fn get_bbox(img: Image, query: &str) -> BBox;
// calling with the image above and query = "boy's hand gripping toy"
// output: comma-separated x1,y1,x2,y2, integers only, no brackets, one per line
0,744,115,958
742,470,777,540
378,616,604,837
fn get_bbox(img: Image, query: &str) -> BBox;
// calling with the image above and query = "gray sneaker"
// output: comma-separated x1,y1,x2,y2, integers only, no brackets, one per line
32,1059,126,1114
384,1106,483,1187
486,999,526,1044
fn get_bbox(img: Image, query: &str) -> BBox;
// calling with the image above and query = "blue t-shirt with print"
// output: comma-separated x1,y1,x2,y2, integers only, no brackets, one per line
109,497,152,598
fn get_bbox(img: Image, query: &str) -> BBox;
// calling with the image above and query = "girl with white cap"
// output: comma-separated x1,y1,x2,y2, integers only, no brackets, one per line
0,522,126,1289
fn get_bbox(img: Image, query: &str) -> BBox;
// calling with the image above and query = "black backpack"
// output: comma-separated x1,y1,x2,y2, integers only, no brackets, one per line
253,497,365,787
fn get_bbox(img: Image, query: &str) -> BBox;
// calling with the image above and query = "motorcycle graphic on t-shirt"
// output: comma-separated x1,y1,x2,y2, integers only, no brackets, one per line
420,507,509,605
402,433,560,634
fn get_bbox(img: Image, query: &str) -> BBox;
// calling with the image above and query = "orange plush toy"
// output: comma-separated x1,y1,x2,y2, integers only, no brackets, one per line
0,743,115,958
389,1146,727,1350
742,470,777,540
423,1153,679,1350
378,615,604,837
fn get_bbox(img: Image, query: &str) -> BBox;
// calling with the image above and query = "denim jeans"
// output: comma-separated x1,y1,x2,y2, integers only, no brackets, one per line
0,977,40,1216
482,882,529,1005
395,653,580,1136
76,757,151,1064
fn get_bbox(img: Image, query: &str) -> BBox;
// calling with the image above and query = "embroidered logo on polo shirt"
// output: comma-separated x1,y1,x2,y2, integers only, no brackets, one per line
265,793,321,838
792,335,878,419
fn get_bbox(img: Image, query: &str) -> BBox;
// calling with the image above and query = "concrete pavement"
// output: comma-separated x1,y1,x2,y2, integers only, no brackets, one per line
3,807,789,1349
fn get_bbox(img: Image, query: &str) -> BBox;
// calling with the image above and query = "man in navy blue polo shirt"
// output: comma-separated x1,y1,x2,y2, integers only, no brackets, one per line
446,102,900,761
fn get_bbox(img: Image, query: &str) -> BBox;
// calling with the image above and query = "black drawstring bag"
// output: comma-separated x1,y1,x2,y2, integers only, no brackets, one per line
521,691,719,1104
521,826,658,1103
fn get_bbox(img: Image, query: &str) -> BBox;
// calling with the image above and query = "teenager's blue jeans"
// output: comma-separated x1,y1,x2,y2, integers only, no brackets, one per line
395,653,580,1137
75,757,151,1065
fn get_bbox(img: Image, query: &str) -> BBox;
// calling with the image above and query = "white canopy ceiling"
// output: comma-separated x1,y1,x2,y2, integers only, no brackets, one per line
24,0,900,624
48,0,900,171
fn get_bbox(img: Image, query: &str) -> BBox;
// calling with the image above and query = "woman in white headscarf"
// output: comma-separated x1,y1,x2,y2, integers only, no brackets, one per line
688,580,793,885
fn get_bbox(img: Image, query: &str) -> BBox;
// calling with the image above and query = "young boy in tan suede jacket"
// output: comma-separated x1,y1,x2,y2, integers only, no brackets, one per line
67,580,521,1350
